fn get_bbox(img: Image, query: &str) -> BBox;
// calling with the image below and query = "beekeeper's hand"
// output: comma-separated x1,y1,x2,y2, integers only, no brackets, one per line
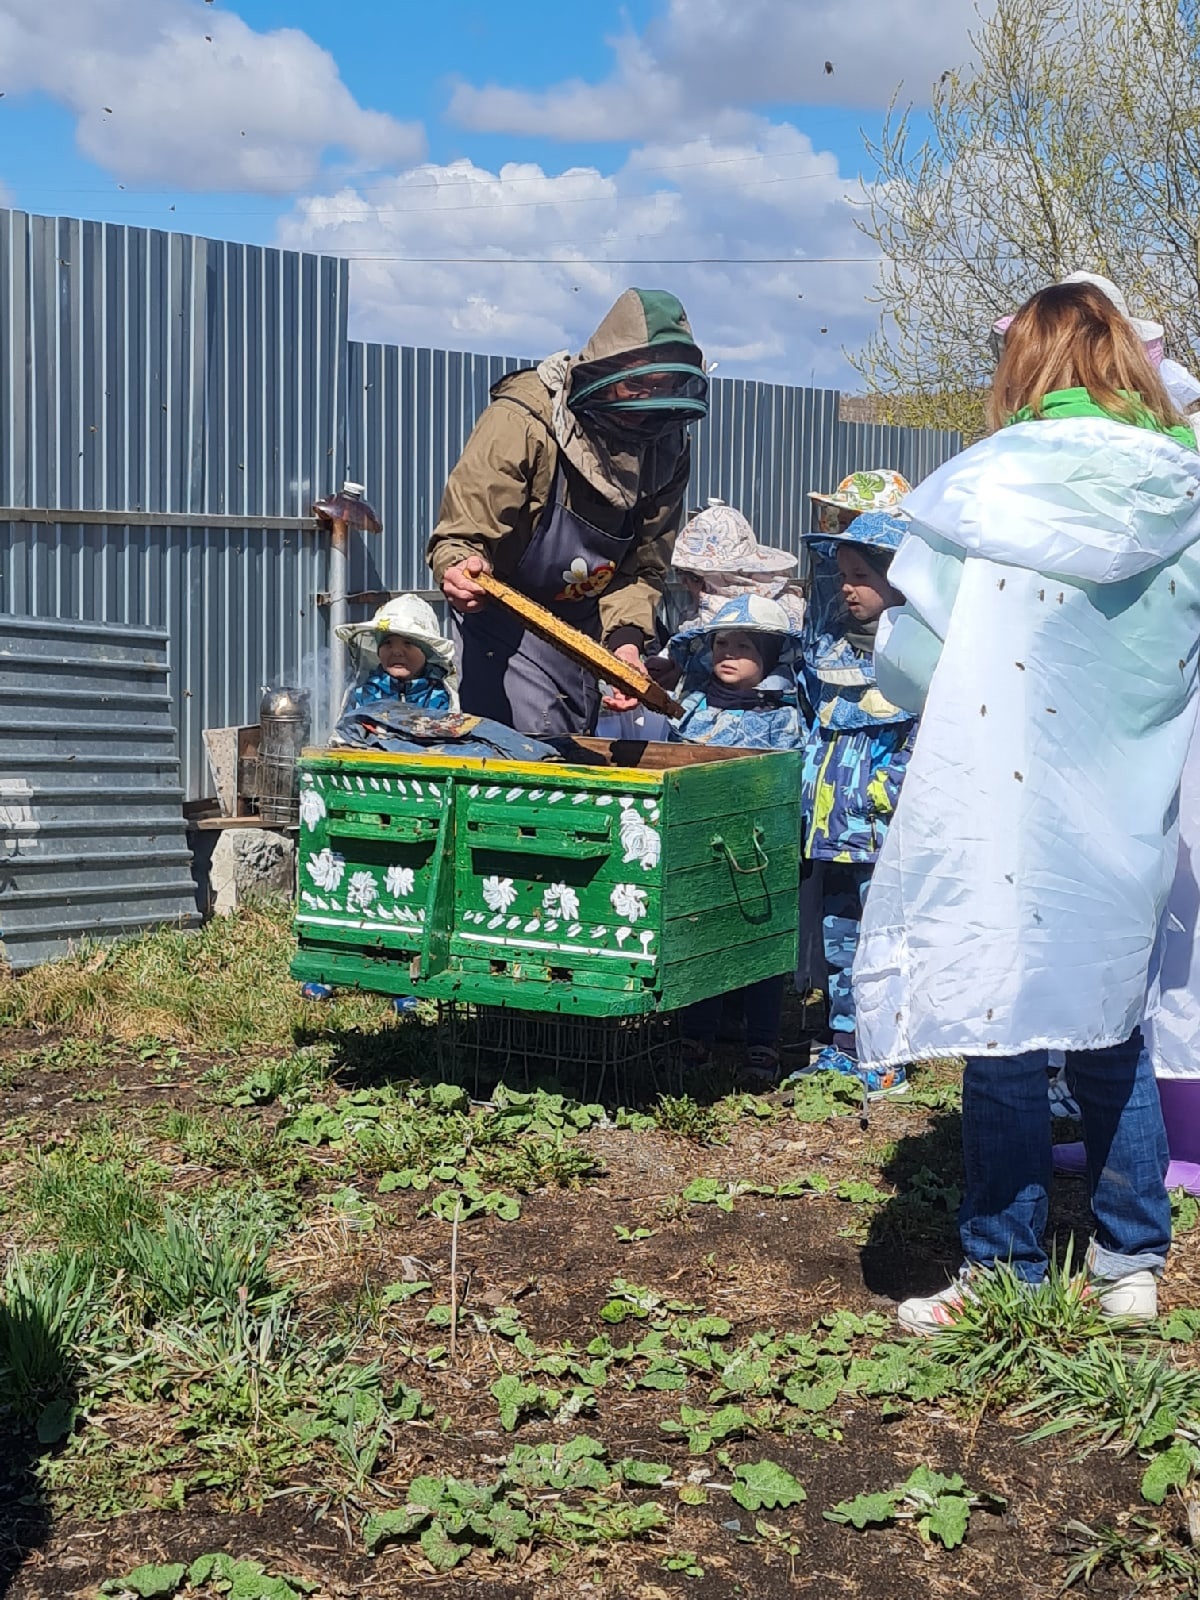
603,642,645,712
442,554,491,613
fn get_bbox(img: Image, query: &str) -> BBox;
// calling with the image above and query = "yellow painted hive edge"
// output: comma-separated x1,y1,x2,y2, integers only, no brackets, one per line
298,746,664,787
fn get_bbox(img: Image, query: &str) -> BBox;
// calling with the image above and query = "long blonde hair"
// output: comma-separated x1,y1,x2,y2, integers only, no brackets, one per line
988,282,1182,433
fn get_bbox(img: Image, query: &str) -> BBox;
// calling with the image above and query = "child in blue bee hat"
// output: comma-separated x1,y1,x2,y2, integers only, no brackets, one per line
799,508,917,1097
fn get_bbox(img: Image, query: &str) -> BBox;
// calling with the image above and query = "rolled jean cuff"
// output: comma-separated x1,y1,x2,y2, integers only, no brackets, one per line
1088,1241,1167,1280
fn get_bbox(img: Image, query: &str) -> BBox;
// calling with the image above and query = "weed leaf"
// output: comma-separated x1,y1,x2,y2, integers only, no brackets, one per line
922,1494,971,1549
824,1490,897,1529
730,1460,806,1511
102,1564,187,1599
419,1522,469,1571
1141,1439,1200,1506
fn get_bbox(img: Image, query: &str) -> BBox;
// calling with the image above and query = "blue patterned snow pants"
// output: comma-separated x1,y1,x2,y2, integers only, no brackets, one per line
823,862,873,1049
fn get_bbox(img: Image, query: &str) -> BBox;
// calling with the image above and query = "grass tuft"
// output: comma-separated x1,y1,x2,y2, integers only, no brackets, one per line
921,1247,1113,1400
0,1250,96,1433
0,904,385,1049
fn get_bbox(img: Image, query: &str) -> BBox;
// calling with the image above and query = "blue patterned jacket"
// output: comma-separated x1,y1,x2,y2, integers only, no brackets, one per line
799,510,918,863
345,667,451,714
801,698,917,862
676,674,803,751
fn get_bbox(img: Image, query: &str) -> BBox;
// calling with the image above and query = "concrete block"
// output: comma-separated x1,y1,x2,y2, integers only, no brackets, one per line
209,827,296,916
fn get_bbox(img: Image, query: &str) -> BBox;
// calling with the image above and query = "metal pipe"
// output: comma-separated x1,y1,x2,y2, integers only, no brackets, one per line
0,506,317,530
328,514,350,735
312,480,381,742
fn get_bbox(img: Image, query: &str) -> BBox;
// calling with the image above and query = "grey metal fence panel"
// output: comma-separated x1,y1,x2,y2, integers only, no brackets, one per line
345,349,959,589
0,614,200,969
0,209,350,790
0,205,960,803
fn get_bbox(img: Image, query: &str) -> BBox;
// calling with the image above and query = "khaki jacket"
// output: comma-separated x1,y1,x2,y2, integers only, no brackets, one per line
427,370,691,646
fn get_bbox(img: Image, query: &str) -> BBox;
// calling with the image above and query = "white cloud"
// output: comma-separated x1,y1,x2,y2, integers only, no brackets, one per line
0,0,424,191
450,0,982,139
277,121,877,386
0,179,13,208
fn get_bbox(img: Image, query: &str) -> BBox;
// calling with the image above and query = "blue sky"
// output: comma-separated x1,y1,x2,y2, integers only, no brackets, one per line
0,0,969,382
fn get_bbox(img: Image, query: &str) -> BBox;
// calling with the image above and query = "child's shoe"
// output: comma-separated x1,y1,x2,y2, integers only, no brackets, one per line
740,1045,781,1087
896,1276,974,1336
1047,1065,1081,1119
806,1043,908,1099
1087,1267,1158,1322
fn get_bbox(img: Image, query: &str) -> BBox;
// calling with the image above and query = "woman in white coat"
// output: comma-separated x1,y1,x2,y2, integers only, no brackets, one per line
852,282,1200,1331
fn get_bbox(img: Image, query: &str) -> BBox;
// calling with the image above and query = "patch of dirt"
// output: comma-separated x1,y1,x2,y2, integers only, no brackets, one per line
3,1024,1199,1600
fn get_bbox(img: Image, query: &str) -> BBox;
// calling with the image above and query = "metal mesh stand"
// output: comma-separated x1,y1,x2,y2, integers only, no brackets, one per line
435,1003,683,1106
256,752,302,825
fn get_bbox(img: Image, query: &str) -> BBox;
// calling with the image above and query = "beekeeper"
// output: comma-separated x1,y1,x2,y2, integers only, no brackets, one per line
427,289,708,737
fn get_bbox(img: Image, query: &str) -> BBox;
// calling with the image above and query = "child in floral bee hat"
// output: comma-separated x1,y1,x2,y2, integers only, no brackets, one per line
671,500,806,630
337,595,458,714
808,469,912,536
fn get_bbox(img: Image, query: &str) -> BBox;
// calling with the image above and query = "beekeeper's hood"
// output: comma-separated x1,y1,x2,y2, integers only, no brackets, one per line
336,595,457,680
536,289,707,510
904,414,1200,585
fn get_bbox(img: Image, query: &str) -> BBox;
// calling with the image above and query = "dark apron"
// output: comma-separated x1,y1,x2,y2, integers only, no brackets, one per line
456,465,634,736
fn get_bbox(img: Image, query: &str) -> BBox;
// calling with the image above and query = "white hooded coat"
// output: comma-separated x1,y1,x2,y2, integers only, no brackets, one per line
853,413,1200,1071
1145,729,1200,1078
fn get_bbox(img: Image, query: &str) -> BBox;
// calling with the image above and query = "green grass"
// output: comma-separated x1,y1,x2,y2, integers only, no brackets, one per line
917,1248,1113,1400
23,1151,161,1264
6,910,1200,1591
0,904,385,1048
0,1250,96,1436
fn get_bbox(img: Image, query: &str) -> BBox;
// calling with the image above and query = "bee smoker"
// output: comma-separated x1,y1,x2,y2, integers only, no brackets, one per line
257,686,312,826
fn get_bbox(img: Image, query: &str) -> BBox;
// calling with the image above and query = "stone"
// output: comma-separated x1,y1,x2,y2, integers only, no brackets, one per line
208,827,295,916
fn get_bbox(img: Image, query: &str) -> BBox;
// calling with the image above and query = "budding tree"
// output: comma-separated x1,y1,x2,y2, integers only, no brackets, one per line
853,0,1200,433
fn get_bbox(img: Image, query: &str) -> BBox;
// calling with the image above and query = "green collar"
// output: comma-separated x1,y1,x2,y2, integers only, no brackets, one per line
1010,387,1195,448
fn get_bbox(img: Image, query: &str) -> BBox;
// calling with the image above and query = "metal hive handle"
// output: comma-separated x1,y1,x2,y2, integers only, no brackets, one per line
712,827,770,874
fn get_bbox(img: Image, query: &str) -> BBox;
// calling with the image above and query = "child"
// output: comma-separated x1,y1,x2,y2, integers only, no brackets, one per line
668,595,803,1080
799,509,915,1097
854,280,1200,1329
337,596,458,714
671,500,806,630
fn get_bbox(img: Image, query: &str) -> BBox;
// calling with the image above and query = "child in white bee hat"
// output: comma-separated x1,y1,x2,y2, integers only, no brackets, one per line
337,595,458,714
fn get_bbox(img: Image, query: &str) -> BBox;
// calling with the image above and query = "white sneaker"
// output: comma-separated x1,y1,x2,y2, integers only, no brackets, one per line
896,1277,972,1337
1089,1269,1158,1322
1047,1066,1081,1120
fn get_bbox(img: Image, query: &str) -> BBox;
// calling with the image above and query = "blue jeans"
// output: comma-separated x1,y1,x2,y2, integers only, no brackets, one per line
960,1031,1170,1282
683,975,785,1049
822,862,872,1048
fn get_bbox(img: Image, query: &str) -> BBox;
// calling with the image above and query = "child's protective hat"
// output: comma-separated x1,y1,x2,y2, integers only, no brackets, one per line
335,595,455,677
672,501,796,576
991,273,1164,364
808,470,911,515
804,509,909,558
670,592,797,648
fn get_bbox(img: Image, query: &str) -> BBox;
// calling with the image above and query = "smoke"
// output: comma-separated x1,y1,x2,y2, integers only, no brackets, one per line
294,642,335,746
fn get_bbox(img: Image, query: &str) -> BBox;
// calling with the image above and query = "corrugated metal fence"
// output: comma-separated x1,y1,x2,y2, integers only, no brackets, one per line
0,207,960,799
0,614,199,969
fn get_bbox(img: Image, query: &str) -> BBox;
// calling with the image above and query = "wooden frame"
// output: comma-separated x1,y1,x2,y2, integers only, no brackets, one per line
473,570,685,719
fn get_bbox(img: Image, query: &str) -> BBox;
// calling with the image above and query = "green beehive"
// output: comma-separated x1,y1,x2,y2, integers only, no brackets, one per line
291,740,799,1017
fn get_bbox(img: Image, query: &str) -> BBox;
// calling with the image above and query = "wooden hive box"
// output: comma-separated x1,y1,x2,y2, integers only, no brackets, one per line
291,739,799,1017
